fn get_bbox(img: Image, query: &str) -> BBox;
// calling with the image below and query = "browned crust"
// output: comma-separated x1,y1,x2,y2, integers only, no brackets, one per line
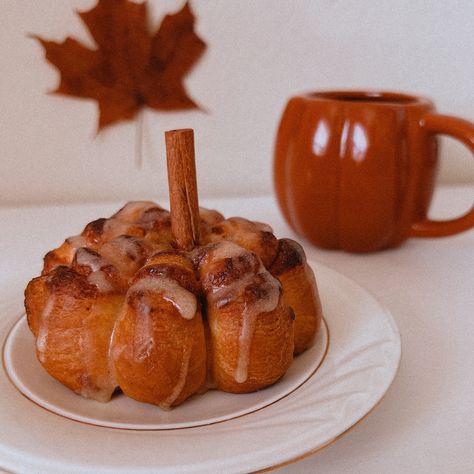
46,266,97,298
139,250,200,292
200,253,259,294
82,218,107,243
204,219,279,268
269,238,305,276
270,242,322,355
24,276,48,337
42,241,75,274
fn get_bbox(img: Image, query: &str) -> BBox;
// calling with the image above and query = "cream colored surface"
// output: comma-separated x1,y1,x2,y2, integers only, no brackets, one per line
1,0,473,206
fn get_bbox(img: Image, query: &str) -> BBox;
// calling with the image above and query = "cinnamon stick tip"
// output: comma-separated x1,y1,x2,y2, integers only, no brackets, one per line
165,128,194,138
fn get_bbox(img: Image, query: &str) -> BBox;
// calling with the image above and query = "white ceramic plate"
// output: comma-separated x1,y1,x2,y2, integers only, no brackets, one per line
3,315,329,430
0,261,401,473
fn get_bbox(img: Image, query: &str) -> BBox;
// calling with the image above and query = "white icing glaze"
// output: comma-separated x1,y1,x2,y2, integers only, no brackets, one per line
36,294,56,361
134,300,155,362
233,270,280,383
113,236,142,261
75,248,106,272
199,207,224,225
130,277,197,320
227,217,273,233
140,207,167,225
114,201,158,223
209,240,248,263
234,310,256,383
75,248,115,292
203,241,281,383
75,302,116,402
99,236,143,277
76,385,113,403
205,219,274,257
102,218,134,240
66,235,88,249
87,271,114,293
125,293,192,408
160,337,192,409
37,287,116,402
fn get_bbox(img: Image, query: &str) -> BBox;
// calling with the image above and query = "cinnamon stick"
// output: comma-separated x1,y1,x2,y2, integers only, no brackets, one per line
165,129,201,250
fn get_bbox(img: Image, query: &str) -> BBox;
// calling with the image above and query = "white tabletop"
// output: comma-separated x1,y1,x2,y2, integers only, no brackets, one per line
1,185,473,473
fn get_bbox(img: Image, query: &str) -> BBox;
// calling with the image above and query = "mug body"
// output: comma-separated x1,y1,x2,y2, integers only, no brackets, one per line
274,91,438,252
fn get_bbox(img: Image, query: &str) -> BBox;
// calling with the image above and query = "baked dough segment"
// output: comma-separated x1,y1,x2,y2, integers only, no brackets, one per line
270,239,322,354
111,251,207,409
197,241,294,393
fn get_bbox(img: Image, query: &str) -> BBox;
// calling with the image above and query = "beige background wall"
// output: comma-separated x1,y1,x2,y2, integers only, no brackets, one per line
1,0,473,206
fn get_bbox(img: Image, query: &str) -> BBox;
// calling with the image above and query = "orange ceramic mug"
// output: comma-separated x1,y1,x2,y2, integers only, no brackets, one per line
274,90,474,252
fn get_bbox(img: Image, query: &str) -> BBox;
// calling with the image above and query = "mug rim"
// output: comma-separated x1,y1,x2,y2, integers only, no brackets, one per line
301,90,433,107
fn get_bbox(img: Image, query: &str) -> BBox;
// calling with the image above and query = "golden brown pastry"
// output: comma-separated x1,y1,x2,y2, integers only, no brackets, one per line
112,250,206,409
25,266,123,402
42,201,171,274
270,239,322,354
196,241,294,393
25,201,322,408
202,217,279,268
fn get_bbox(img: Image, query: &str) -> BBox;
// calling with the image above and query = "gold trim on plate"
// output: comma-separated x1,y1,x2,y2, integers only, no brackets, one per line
254,352,400,472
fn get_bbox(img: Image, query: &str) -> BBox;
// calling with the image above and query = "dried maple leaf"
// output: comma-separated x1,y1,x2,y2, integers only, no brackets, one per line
34,0,206,129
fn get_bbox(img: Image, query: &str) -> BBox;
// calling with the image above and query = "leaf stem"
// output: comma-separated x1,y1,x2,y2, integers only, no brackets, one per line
135,109,145,169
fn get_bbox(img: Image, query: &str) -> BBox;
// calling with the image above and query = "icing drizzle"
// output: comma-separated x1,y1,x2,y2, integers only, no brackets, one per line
130,277,197,321
201,241,281,383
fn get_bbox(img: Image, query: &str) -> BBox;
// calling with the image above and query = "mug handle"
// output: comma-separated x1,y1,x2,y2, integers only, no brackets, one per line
410,114,474,237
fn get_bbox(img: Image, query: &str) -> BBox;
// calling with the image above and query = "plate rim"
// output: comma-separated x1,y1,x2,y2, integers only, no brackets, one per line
2,315,330,431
